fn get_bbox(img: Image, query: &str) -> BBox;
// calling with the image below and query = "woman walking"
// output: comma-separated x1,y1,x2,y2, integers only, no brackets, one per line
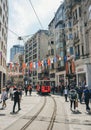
1,87,8,109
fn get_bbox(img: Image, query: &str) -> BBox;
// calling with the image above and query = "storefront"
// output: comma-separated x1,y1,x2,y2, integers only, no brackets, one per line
50,72,55,86
55,71,66,86
76,64,91,88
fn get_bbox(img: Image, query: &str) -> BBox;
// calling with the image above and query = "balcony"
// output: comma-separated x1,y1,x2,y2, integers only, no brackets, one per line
65,2,72,18
73,36,80,45
73,19,78,25
38,70,49,80
56,66,65,72
71,0,81,7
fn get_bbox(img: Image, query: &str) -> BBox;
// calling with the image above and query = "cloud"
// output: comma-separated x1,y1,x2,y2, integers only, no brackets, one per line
7,0,63,62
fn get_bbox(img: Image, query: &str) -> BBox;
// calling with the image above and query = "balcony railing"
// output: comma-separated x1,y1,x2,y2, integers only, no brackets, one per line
56,66,65,72
73,36,80,44
71,0,81,7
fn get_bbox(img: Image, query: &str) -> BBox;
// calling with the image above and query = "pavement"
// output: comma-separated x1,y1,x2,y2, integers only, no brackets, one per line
0,91,41,130
0,91,91,130
53,93,91,130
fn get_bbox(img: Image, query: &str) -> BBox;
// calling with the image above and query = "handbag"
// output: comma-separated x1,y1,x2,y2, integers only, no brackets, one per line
5,97,8,100
75,99,78,107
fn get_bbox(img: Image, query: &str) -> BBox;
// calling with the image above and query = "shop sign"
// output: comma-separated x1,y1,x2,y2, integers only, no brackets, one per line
77,68,84,72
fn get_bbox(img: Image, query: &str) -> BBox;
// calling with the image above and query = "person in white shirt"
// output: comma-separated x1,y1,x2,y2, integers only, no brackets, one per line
64,87,68,102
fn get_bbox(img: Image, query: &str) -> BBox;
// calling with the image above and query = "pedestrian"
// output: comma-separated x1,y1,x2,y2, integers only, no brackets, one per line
24,85,28,96
28,84,32,95
6,85,9,96
12,88,21,113
1,87,8,109
64,87,68,102
61,83,65,96
9,86,14,100
52,85,55,94
69,87,78,111
36,82,41,94
83,85,90,111
18,87,23,100
78,86,83,103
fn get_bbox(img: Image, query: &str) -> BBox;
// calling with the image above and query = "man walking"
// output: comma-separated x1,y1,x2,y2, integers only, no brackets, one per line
12,88,21,113
64,87,68,102
69,87,78,111
83,85,90,111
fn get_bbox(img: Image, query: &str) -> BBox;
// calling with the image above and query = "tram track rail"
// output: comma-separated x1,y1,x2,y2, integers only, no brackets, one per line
20,96,46,130
47,96,57,130
20,95,57,130
4,94,57,130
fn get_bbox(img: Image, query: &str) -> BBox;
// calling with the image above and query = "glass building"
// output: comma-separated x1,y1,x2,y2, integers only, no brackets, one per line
10,45,24,62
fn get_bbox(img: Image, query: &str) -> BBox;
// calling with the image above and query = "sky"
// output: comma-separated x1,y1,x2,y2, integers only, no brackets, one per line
7,0,63,62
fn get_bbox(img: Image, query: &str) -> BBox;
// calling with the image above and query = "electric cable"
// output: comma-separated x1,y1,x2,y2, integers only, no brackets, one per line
1,22,19,37
27,0,44,29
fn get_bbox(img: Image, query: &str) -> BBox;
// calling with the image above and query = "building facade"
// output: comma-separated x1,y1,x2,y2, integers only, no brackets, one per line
10,45,24,62
48,18,56,86
16,0,91,89
6,54,24,87
64,0,91,88
54,2,66,86
25,30,49,85
0,0,8,92
76,0,91,88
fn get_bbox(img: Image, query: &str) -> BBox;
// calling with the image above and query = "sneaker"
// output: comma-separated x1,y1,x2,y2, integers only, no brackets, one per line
18,108,21,111
10,111,15,114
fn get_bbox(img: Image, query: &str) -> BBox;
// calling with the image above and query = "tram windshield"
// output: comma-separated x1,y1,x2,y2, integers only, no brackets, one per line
39,80,50,86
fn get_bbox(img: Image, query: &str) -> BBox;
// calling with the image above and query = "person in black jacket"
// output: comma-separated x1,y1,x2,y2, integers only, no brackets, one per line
83,85,90,111
12,88,21,113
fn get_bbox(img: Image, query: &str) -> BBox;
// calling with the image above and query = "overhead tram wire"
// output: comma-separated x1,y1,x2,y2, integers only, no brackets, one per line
27,0,44,29
1,22,19,37
1,22,35,42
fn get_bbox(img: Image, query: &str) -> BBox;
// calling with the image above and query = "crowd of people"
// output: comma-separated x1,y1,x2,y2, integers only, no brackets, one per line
51,83,91,112
0,84,32,113
0,82,91,114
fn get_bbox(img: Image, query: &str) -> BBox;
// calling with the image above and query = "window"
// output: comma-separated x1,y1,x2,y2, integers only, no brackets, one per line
3,3,5,10
79,7,81,17
82,45,84,56
75,45,80,59
1,41,3,50
70,47,74,55
0,6,2,16
51,49,54,55
68,34,73,40
60,51,64,57
61,60,64,66
2,28,4,36
0,22,1,31
3,15,5,23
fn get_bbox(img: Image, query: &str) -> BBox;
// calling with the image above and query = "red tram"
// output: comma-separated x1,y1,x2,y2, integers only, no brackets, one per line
36,80,51,94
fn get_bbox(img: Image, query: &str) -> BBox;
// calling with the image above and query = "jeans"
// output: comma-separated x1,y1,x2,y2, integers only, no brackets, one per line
13,100,20,112
70,100,76,110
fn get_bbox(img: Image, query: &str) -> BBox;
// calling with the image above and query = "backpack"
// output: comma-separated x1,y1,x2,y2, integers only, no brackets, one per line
69,90,77,100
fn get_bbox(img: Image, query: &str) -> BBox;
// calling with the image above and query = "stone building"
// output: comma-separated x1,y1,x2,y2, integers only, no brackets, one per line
77,0,91,88
25,30,49,85
65,0,91,88
0,0,8,92
48,18,56,86
54,2,66,86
